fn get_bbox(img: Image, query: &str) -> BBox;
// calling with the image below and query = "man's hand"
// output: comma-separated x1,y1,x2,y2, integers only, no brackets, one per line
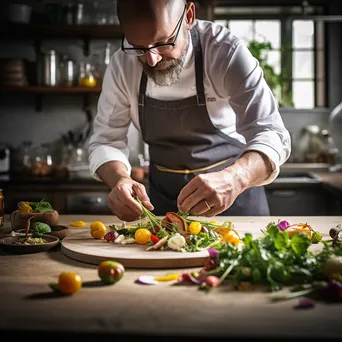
96,160,153,221
108,178,153,222
177,170,242,217
177,151,274,216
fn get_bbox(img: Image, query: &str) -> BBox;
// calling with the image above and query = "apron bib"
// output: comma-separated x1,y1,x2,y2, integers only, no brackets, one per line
137,28,270,216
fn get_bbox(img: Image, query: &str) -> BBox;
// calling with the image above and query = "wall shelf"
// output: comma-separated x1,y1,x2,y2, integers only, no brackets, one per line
0,23,123,40
0,86,101,94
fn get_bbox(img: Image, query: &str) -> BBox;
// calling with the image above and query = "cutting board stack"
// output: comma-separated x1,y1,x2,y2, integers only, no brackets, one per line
0,59,28,87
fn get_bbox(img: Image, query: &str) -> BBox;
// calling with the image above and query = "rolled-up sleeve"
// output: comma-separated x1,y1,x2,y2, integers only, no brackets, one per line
88,54,132,181
224,42,291,185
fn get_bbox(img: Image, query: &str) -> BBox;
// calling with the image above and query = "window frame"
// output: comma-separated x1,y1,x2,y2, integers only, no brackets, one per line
213,6,326,109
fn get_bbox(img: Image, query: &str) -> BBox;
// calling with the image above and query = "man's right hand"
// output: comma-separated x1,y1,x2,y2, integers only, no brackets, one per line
108,178,154,222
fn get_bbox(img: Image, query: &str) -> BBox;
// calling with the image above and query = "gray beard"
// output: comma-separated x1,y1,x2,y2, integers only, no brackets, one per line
139,33,189,87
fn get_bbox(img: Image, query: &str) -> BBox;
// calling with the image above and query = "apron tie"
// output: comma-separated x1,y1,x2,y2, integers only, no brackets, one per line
154,158,230,174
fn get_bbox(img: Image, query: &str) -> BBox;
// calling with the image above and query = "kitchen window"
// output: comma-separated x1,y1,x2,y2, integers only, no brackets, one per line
214,5,326,109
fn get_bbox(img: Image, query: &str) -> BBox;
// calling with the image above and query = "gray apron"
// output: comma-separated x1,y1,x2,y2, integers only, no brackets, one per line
137,28,270,216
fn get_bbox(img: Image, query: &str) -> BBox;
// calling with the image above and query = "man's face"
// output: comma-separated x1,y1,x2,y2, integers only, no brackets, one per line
122,6,189,87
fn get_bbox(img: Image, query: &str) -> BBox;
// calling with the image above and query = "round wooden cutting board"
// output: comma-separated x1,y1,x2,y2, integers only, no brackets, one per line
61,231,210,269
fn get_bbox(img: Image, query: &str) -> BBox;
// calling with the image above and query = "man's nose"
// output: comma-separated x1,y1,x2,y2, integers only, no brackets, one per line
145,51,162,67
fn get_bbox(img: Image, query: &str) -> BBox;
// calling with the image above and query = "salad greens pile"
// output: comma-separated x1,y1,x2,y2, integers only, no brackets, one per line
107,198,234,252
179,219,342,303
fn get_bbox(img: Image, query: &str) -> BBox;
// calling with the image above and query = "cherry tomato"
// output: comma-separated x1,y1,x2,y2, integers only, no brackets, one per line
189,222,202,235
90,221,107,239
98,260,125,285
58,272,82,295
223,229,240,247
151,234,160,244
135,228,151,244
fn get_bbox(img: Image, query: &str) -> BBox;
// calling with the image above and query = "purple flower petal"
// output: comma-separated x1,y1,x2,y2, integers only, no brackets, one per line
277,220,291,231
207,248,219,259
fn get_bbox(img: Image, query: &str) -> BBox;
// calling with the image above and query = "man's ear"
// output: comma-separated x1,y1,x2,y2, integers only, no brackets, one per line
185,2,196,29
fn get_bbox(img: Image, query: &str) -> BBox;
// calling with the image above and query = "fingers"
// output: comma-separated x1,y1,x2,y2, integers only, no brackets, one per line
132,183,154,211
108,190,141,222
108,181,153,222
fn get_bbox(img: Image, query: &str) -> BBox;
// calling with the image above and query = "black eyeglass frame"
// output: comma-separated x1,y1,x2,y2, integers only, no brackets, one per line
121,4,188,56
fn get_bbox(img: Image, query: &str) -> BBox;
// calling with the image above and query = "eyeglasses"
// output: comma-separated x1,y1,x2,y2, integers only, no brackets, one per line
121,4,187,57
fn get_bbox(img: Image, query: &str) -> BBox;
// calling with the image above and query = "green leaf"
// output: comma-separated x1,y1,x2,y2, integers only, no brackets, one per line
290,234,311,256
28,200,54,212
274,231,289,250
31,222,51,237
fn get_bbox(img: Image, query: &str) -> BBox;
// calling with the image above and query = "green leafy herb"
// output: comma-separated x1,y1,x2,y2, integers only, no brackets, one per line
28,199,54,213
31,222,52,237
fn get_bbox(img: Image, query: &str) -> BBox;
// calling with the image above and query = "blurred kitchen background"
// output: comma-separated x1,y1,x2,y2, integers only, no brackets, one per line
1,0,342,216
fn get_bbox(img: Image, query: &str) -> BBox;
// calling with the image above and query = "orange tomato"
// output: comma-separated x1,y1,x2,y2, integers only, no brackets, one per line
135,228,151,244
188,222,202,235
90,221,107,239
58,272,82,295
222,229,240,247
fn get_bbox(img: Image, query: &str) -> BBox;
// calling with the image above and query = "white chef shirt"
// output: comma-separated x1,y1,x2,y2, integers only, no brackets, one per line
88,19,291,186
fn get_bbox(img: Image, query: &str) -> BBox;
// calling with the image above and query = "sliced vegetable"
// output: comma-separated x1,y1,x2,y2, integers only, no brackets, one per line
104,231,119,243
70,221,87,227
146,236,168,251
165,212,187,232
136,275,159,285
154,273,179,282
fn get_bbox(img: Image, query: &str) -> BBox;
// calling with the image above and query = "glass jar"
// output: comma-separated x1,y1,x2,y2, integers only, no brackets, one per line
31,143,53,176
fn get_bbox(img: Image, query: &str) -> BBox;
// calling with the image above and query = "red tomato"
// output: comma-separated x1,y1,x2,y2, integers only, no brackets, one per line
151,234,160,244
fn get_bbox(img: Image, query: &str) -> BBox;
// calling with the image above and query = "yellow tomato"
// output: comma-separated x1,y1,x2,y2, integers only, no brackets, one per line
223,229,240,247
188,221,202,235
70,221,87,227
90,221,107,239
58,272,82,295
135,228,151,244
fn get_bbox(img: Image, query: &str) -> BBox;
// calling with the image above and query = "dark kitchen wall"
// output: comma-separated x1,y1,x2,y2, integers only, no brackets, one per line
0,0,143,170
0,0,341,170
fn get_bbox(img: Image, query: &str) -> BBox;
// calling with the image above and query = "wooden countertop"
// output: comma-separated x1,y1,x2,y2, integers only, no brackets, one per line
1,214,342,341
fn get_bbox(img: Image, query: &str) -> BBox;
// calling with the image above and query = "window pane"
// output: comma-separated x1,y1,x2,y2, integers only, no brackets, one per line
255,20,280,48
293,20,314,48
293,81,314,108
266,50,281,74
214,20,228,27
293,51,313,78
228,20,253,43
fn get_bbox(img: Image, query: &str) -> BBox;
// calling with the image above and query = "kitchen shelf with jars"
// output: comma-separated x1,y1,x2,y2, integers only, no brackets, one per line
0,0,122,111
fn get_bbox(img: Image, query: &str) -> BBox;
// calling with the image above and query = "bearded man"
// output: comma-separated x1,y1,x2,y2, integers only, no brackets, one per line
88,0,291,221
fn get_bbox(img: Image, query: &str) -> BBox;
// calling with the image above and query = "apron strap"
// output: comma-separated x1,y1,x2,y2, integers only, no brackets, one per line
190,28,206,106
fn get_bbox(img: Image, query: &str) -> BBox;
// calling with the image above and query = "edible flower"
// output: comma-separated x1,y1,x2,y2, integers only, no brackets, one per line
277,220,290,231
